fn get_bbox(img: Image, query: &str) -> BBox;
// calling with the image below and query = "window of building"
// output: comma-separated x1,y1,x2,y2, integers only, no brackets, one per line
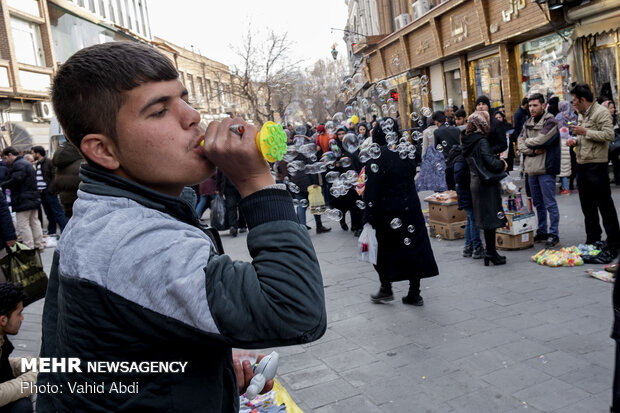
443,58,462,108
518,28,573,101
205,79,211,99
89,0,96,13
197,77,205,103
590,30,619,104
98,0,107,18
10,17,44,67
187,73,195,100
124,0,133,30
116,0,125,26
471,55,503,109
7,0,40,17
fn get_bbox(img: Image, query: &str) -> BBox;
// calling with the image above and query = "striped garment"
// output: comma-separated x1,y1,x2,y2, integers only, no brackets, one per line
35,162,47,190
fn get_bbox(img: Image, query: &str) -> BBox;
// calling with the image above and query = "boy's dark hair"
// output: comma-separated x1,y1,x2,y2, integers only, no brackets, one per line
455,109,466,119
570,83,594,103
2,147,18,157
31,146,46,157
51,42,178,160
521,97,529,106
432,111,446,124
528,93,545,104
0,283,24,318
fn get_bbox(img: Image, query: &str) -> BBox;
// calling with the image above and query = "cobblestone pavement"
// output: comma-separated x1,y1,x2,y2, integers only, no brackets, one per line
13,181,620,412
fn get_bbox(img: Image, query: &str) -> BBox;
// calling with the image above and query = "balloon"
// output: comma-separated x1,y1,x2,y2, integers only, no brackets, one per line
351,115,359,125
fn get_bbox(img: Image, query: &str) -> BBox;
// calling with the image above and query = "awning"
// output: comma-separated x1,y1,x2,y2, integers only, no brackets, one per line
9,121,50,152
573,12,620,38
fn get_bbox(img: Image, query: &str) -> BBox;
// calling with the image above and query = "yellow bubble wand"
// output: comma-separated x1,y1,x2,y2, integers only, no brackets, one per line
200,122,288,162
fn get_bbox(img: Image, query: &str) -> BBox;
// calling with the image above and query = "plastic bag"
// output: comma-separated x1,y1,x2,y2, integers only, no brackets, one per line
357,223,377,265
307,185,326,215
0,242,48,306
210,194,227,230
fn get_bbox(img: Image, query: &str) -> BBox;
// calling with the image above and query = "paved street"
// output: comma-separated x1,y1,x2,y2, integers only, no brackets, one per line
12,178,620,412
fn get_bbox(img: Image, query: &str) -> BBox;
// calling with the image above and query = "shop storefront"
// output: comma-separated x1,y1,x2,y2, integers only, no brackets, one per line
468,47,504,110
587,30,619,103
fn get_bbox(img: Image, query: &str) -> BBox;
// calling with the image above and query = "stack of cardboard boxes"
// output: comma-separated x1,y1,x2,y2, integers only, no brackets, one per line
425,191,466,240
495,192,536,250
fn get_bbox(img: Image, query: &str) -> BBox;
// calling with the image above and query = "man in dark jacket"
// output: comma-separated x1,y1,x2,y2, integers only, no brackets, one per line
31,146,68,236
51,140,82,219
37,42,326,412
509,97,530,171
216,169,246,237
433,111,461,190
517,93,561,248
0,147,43,250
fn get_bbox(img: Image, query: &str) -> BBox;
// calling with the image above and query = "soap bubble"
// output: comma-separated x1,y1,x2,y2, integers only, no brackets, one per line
404,238,411,246
299,199,309,208
417,120,424,126
370,163,379,173
421,107,433,117
345,106,354,117
389,105,398,117
393,56,400,67
436,234,441,241
370,104,379,115
413,98,421,107
390,218,402,229
342,133,360,153
321,151,337,164
420,75,429,86
356,200,366,209
368,202,373,207
448,98,454,106
407,225,415,233
343,170,358,183
361,98,370,108
422,86,429,95
441,140,447,147
369,143,382,159
340,157,352,168
344,77,355,91
386,132,399,145
359,150,371,163
436,144,444,152
325,171,340,183
497,211,505,219
288,182,300,193
399,151,408,159
282,146,298,162
410,112,420,121
326,208,344,221
381,104,388,115
353,73,364,87
333,112,344,122
299,143,317,157
305,98,314,109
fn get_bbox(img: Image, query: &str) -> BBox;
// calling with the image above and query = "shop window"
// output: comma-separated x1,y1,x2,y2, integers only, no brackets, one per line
187,74,195,101
444,69,462,109
10,17,44,67
471,55,503,109
7,0,40,17
518,29,573,101
590,30,619,104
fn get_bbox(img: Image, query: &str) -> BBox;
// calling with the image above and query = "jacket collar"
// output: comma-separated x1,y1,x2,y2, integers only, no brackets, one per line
78,164,224,253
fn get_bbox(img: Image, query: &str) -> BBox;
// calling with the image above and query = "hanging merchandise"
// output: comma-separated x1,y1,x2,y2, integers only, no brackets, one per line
416,145,447,192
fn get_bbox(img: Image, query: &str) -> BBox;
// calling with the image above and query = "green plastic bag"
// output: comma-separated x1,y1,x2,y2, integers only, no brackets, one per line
0,243,48,306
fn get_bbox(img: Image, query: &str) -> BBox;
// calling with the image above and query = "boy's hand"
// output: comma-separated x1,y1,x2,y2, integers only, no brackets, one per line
233,353,275,396
202,118,274,198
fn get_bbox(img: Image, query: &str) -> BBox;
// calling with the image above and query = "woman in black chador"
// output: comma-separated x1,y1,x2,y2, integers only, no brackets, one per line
364,118,439,306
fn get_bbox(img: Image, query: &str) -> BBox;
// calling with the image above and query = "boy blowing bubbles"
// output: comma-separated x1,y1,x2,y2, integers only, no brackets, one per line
37,42,325,412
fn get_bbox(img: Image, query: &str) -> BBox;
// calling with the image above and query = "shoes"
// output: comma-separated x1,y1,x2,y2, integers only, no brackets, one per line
534,232,548,242
402,294,424,306
316,225,331,234
545,235,560,248
462,245,473,258
353,229,362,237
484,251,507,266
305,225,312,230
604,263,618,273
572,189,579,194
559,189,571,195
45,237,58,248
239,227,247,233
229,227,238,237
472,246,485,259
370,287,394,303
340,222,349,231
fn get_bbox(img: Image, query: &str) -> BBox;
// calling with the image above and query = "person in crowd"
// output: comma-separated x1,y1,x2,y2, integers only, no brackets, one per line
602,100,620,186
31,146,68,238
546,96,560,116
0,283,37,412
37,42,326,412
280,136,331,234
461,111,508,266
612,256,620,413
433,111,461,190
23,154,35,167
356,122,370,140
51,140,82,219
315,124,330,154
556,100,577,195
475,96,507,155
510,98,530,171
453,143,484,259
216,169,246,237
195,176,216,220
517,93,561,248
444,105,455,125
364,118,439,306
421,118,438,158
454,109,467,131
0,147,43,250
0,183,16,281
567,83,620,255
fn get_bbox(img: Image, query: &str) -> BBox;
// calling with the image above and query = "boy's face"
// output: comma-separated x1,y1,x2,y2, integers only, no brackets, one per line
110,78,213,196
0,302,23,336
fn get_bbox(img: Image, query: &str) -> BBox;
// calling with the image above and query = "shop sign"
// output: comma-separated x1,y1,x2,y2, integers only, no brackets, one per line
502,0,526,22
444,15,469,49
415,40,430,55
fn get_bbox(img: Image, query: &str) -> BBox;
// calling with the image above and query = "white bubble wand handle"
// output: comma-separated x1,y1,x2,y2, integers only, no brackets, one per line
244,351,279,400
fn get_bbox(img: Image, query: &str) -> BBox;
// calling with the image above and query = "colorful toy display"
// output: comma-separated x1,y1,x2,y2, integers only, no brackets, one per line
531,246,584,267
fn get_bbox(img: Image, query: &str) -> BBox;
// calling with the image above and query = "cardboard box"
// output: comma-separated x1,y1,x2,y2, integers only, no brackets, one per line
427,201,466,223
495,231,535,250
496,212,537,236
429,220,466,240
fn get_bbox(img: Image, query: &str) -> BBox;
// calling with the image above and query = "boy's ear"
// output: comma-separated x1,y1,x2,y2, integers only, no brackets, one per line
0,314,7,328
80,133,121,171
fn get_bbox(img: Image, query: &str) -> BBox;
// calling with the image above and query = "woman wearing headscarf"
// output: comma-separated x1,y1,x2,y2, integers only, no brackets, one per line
461,111,508,266
364,118,439,305
475,96,507,155
356,122,370,140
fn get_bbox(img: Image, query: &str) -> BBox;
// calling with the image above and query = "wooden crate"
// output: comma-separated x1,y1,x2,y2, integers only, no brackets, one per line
496,231,535,250
427,201,466,223
429,220,466,240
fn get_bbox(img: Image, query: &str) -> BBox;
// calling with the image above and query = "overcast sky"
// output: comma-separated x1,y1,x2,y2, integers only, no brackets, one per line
148,0,350,69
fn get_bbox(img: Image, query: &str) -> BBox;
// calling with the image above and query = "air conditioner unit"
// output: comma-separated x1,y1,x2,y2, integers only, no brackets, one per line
411,0,430,21
33,101,53,120
394,13,411,30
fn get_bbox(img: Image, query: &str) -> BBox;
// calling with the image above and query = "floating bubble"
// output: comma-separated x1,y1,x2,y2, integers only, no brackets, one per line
422,86,429,95
299,199,309,208
441,140,447,146
369,143,382,159
359,150,371,163
448,98,454,106
368,202,373,207
393,56,400,67
386,132,399,145
340,157,352,168
539,355,547,364
333,112,344,122
401,131,410,140
282,146,298,163
343,170,358,183
497,211,505,219
353,73,364,87
320,151,337,164
407,225,415,233
325,120,336,134
370,104,379,115
417,120,424,126
361,98,370,108
356,200,366,209
299,143,317,157
436,144,444,152
383,118,394,129
345,106,354,117
344,77,355,91
420,75,429,86
305,98,314,109
370,163,379,173
404,238,411,246
389,105,397,117
399,151,408,159
421,107,433,117
410,112,420,121
381,104,389,115
390,218,402,229
325,171,340,183
288,182,300,193
326,208,344,221
436,234,441,241
342,133,360,153
444,121,449,127
413,98,421,107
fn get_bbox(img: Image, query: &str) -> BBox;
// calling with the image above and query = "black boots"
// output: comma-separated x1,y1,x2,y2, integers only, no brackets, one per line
316,225,331,234
370,287,394,303
484,250,507,266
402,293,424,306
